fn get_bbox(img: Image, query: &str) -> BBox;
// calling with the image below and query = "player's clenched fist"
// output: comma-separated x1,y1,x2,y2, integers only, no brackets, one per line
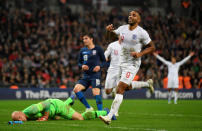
189,52,194,56
93,66,100,72
130,52,142,58
82,65,89,71
106,24,114,32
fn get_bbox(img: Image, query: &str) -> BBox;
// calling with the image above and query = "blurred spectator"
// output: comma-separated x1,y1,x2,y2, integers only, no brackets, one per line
0,2,201,89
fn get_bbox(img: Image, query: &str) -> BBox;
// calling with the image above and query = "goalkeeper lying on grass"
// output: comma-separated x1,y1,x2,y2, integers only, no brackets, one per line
11,96,109,121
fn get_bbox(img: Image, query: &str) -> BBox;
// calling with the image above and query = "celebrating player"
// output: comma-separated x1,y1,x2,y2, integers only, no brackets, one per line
11,97,108,121
104,40,154,117
99,10,155,125
153,52,194,104
104,40,154,97
73,34,106,111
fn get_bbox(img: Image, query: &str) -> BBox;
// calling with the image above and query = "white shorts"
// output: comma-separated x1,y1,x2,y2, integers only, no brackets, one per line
105,70,120,90
119,66,139,85
167,79,179,88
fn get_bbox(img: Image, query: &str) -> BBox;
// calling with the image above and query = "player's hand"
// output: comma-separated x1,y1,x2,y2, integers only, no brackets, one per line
37,117,47,121
190,52,194,56
93,66,100,72
82,65,89,71
130,52,142,58
106,24,114,32
153,52,158,56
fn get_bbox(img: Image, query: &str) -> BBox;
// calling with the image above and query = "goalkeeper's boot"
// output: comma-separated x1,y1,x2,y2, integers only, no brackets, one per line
147,79,154,93
104,108,116,120
85,107,94,112
99,115,111,125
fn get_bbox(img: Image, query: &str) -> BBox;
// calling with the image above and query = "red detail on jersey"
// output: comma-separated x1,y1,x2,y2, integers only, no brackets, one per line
114,50,118,55
121,36,124,41
126,72,131,78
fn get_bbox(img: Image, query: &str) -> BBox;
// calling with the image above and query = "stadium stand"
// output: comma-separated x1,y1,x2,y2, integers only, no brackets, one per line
0,0,201,88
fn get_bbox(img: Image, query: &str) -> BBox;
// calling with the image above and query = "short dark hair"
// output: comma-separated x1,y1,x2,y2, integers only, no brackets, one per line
83,33,94,39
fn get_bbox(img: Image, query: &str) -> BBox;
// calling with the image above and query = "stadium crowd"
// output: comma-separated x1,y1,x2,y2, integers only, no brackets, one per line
0,5,201,88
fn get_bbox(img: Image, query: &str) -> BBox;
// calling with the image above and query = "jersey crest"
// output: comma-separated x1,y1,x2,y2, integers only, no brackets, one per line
92,50,96,55
132,34,137,40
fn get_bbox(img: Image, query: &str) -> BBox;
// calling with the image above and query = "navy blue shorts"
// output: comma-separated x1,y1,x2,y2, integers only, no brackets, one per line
78,77,102,91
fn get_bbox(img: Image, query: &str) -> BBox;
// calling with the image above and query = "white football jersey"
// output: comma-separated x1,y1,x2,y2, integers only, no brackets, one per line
104,41,121,72
114,25,151,67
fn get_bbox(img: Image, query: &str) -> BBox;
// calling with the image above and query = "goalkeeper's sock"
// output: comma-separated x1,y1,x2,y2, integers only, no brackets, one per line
82,110,107,120
96,110,107,117
131,81,149,89
76,91,90,108
94,95,103,110
64,97,73,106
108,94,123,119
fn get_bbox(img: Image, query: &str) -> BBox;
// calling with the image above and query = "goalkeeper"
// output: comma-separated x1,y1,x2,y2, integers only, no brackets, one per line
11,97,109,121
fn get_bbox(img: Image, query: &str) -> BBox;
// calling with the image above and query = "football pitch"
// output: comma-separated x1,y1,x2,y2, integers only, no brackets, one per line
0,99,202,131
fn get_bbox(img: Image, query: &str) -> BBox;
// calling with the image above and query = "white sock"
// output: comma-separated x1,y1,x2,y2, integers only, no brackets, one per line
168,91,172,103
107,94,123,119
174,91,178,103
131,81,149,89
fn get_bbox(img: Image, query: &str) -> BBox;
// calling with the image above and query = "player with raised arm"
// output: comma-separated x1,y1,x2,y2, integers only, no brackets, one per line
11,97,108,121
153,52,194,104
73,34,106,111
104,40,154,98
104,40,154,117
99,10,155,125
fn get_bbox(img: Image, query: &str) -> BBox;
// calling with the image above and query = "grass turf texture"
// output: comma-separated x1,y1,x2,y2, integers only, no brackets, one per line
0,99,202,131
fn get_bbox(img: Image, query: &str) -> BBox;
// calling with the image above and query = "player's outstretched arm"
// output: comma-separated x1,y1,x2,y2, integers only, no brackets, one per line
177,52,194,66
153,51,170,65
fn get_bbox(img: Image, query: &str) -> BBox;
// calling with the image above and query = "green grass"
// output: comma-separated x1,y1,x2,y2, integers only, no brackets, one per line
0,99,202,131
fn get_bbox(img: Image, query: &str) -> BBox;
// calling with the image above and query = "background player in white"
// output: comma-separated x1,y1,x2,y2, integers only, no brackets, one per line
104,41,120,96
100,10,155,125
153,52,194,104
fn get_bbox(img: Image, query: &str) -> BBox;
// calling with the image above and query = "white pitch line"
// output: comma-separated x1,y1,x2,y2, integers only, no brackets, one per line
123,112,202,118
23,122,167,131
106,126,167,131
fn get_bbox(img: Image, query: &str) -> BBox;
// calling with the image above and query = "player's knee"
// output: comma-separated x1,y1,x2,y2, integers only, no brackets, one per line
77,117,84,120
105,89,112,94
73,85,82,93
92,88,100,95
72,113,84,120
117,88,125,94
117,82,128,94
73,117,84,121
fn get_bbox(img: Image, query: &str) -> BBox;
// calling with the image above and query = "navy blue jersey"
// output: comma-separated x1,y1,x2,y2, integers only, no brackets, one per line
78,45,106,78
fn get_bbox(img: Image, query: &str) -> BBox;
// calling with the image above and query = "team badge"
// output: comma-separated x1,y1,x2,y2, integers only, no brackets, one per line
132,34,137,40
93,50,96,55
96,79,100,86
